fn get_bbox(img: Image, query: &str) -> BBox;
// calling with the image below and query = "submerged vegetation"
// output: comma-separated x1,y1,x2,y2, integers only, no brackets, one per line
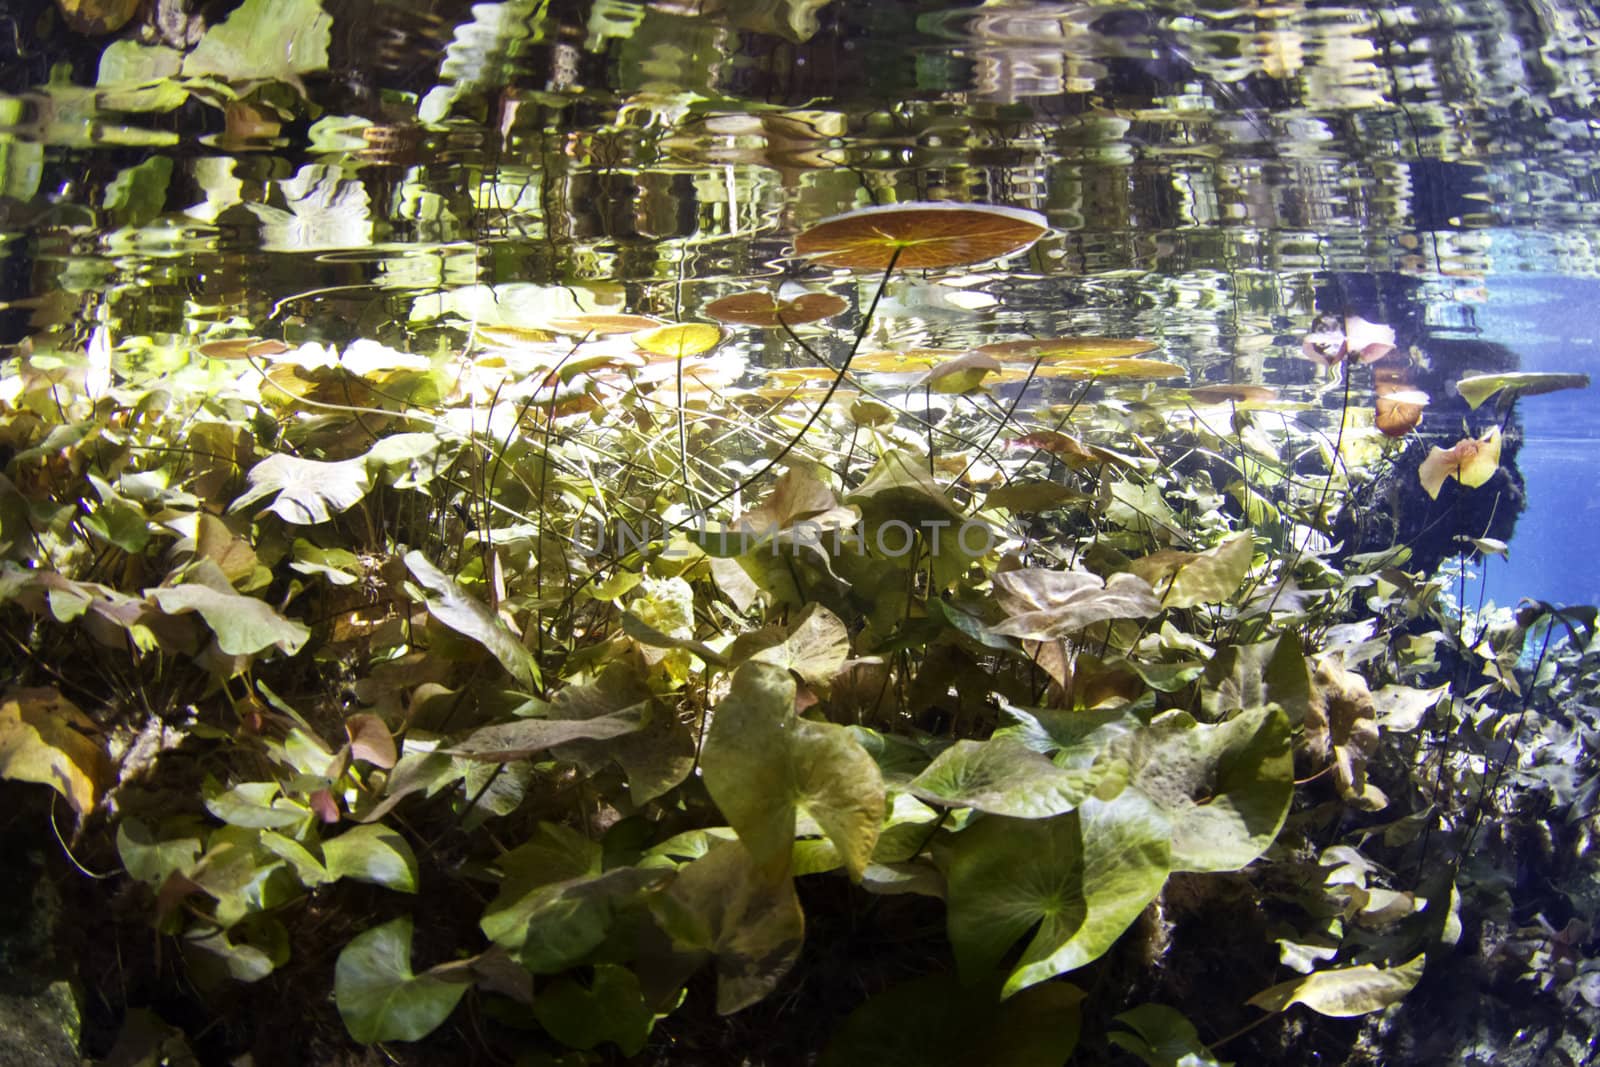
3,0,1600,1064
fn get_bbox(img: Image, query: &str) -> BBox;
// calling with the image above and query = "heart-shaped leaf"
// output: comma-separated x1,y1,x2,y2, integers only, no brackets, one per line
947,790,1171,996
1247,954,1425,1017
701,661,885,880
335,917,468,1043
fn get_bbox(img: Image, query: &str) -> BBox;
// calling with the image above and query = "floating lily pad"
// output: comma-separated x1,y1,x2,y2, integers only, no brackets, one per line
1455,371,1590,410
635,323,724,359
705,291,848,326
198,338,292,361
852,348,961,372
794,202,1047,271
1184,384,1279,404
476,324,555,347
545,314,663,335
976,337,1157,361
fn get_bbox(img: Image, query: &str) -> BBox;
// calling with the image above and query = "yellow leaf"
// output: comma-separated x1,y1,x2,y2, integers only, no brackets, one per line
0,688,108,815
634,323,723,360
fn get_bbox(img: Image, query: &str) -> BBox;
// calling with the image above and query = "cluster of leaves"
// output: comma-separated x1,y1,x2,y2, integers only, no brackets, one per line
0,195,1590,1067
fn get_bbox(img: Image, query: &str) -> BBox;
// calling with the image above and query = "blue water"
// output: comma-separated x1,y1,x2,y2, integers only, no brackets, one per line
1474,268,1600,610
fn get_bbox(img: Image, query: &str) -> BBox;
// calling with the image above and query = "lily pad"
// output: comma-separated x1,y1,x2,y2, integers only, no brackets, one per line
794,202,1047,271
634,323,723,359
705,291,848,326
1455,371,1589,409
976,337,1158,361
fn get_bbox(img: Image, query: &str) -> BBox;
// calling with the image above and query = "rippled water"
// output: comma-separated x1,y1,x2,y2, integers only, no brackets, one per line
2,0,1598,599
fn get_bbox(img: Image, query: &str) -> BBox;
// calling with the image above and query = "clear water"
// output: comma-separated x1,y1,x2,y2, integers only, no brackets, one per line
2,0,1597,606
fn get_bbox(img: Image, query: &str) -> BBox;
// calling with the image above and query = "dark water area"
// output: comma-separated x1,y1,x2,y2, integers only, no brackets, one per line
1,0,1598,592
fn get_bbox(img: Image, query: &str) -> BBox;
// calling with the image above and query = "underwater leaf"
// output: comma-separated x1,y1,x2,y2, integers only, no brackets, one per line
1247,954,1425,1017
0,688,107,815
148,579,309,657
1369,684,1446,732
819,972,1083,1067
1119,707,1293,872
322,824,419,893
847,450,968,525
906,737,1106,818
747,602,850,689
531,964,655,1056
651,839,805,1014
345,714,396,768
984,481,1089,512
404,551,537,689
701,662,884,880
1109,1003,1231,1067
1417,427,1501,500
947,791,1170,996
916,352,1002,395
1455,371,1589,410
988,569,1162,640
444,706,644,762
188,916,291,983
117,818,202,885
483,862,668,973
335,917,468,1044
182,0,333,86
794,202,1047,271
1307,662,1384,810
549,665,694,805
231,453,371,524
1128,533,1254,609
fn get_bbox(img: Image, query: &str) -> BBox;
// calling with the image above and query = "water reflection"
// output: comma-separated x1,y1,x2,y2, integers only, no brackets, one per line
1,1,1597,396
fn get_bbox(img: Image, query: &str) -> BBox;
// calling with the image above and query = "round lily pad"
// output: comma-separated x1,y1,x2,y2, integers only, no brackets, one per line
794,202,1048,271
705,291,848,327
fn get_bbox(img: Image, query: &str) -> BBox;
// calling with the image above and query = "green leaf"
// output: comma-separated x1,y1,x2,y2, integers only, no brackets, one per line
1119,708,1293,873
405,551,537,689
1110,1003,1232,1067
531,964,655,1055
104,156,172,229
188,915,290,982
947,791,1171,996
445,706,645,762
335,917,468,1043
203,779,307,829
1247,954,1425,1017
906,737,1108,818
182,0,333,86
985,480,1091,513
117,817,203,885
323,824,419,893
548,665,694,805
231,453,371,525
819,972,1083,1067
482,839,668,973
701,662,885,880
148,573,310,656
1128,533,1254,609
97,40,182,86
1455,371,1589,410
0,688,107,815
649,840,804,1014
746,602,850,689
